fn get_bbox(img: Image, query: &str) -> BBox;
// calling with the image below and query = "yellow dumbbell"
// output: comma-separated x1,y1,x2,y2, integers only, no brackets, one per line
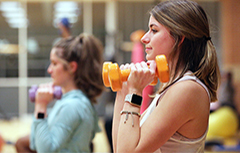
102,55,169,91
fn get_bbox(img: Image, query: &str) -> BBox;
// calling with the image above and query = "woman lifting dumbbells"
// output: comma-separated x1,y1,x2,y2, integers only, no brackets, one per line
15,33,105,152
112,0,220,152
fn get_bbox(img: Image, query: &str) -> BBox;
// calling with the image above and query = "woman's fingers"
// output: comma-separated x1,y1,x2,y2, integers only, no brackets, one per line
147,60,156,74
120,63,131,70
120,61,156,78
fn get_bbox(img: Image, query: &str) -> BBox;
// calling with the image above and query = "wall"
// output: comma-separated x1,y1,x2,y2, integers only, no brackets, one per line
220,0,240,114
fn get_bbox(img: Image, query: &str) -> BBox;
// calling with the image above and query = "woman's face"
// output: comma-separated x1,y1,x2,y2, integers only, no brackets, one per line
141,15,175,61
47,48,72,87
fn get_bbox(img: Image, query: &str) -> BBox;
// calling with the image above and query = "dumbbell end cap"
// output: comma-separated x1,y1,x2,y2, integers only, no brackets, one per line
102,62,112,87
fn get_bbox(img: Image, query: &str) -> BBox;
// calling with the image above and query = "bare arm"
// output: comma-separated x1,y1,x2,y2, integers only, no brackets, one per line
112,62,144,152
112,91,126,152
112,61,156,152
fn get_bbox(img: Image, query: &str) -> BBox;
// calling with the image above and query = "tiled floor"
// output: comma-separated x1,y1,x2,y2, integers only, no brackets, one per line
0,114,111,153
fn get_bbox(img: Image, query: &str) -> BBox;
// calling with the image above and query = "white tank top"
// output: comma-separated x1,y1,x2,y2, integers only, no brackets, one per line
140,73,210,153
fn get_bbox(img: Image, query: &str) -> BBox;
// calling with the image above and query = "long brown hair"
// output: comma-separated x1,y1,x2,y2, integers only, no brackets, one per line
151,0,220,102
53,33,105,103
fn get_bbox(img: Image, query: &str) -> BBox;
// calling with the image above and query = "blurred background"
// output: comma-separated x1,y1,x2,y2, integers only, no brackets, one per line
0,0,239,152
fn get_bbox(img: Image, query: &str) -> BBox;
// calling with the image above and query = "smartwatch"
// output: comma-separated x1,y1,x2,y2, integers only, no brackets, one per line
125,94,142,107
37,113,45,119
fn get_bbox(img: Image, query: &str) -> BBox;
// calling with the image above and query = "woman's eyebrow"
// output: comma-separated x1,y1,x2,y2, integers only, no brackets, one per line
149,24,157,28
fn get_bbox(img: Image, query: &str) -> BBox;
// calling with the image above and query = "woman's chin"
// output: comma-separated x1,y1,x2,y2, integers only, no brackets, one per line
146,55,150,60
146,55,154,61
52,81,57,86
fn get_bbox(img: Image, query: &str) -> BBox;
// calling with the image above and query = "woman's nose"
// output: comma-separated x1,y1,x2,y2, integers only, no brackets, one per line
47,65,52,74
141,33,150,44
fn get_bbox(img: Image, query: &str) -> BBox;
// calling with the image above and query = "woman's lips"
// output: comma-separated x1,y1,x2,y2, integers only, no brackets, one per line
145,47,152,53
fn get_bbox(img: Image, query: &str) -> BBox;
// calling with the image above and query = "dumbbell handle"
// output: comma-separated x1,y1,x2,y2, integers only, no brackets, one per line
29,85,62,102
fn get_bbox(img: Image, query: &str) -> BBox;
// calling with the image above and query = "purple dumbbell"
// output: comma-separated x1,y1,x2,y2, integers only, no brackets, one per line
29,85,62,102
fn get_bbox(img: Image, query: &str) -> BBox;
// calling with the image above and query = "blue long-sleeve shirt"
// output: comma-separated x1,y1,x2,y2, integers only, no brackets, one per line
30,89,100,153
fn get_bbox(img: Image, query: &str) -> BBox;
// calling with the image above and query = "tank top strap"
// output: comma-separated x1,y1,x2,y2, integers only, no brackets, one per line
177,73,211,103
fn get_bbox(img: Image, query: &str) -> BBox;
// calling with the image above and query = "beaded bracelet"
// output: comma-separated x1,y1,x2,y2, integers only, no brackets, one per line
120,110,141,127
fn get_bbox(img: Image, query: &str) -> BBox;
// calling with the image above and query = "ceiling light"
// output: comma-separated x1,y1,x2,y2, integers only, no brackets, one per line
53,1,80,28
0,1,28,29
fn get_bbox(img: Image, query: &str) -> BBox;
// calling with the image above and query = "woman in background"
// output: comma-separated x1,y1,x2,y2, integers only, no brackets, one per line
15,33,105,152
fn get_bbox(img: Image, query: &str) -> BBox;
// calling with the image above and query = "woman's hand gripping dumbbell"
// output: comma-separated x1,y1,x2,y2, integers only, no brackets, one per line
29,85,62,102
102,54,169,91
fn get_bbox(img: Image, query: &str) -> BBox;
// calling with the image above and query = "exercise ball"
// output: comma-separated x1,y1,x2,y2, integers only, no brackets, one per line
207,106,239,139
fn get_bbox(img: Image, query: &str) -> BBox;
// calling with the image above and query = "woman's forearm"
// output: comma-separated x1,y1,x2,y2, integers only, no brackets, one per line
34,103,48,118
112,91,127,152
112,91,142,152
116,102,141,152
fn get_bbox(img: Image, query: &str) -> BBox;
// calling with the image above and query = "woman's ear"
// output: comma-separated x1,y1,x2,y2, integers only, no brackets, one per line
69,61,78,74
180,36,185,45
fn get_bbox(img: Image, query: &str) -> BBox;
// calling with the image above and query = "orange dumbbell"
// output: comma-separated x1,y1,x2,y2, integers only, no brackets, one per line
102,55,169,92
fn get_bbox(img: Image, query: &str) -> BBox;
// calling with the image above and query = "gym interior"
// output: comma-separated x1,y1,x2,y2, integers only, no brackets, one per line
0,0,240,152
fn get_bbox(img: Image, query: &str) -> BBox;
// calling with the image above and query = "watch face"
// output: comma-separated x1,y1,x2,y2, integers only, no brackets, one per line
37,113,45,119
132,94,142,106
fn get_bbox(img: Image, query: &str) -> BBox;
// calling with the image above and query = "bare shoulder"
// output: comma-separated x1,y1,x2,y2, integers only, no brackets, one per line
167,80,209,104
160,79,210,119
158,79,210,138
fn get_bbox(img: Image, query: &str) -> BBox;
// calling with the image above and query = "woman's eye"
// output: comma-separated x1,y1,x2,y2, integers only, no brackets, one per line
52,62,57,66
152,29,158,33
